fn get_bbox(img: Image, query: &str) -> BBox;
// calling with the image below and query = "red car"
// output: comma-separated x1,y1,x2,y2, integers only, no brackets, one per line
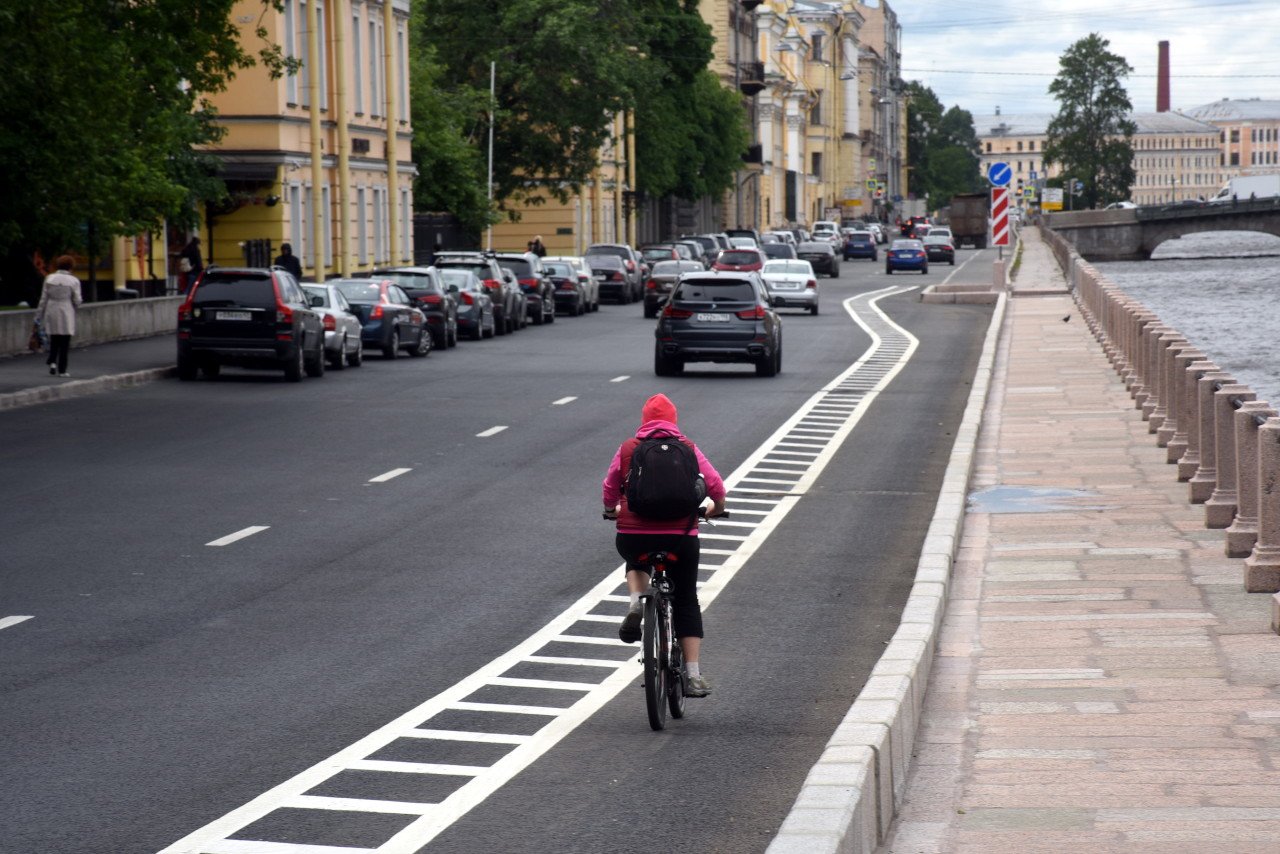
712,248,766,273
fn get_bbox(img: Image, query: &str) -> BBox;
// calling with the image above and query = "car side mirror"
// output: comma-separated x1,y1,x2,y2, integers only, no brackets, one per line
309,295,324,307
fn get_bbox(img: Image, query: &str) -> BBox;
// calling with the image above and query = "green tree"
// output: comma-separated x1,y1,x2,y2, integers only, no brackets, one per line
905,82,982,209
1043,33,1136,210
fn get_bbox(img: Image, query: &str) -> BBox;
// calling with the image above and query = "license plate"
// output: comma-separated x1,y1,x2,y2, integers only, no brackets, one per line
775,282,799,290
696,313,731,323
219,311,251,321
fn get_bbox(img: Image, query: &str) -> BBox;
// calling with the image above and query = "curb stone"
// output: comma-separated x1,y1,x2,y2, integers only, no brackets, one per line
766,289,1008,854
0,366,176,412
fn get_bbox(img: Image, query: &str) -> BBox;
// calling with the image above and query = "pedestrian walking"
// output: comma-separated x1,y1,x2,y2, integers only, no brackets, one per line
527,235,547,257
179,236,203,292
36,255,82,377
273,242,304,279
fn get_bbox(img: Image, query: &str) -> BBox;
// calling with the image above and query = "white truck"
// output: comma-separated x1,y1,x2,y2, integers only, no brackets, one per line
1208,175,1280,204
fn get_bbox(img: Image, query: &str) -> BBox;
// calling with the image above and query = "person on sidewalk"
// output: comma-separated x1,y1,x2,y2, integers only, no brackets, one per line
179,237,203,293
602,393,726,697
273,243,303,279
36,255,82,377
527,235,547,258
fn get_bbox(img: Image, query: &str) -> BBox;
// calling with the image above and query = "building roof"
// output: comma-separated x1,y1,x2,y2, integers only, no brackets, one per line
1131,112,1219,134
972,112,1218,138
1183,99,1280,122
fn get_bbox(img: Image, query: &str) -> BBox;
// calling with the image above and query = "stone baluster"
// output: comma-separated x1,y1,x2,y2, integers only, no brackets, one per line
1156,338,1192,448
1165,348,1204,463
1205,384,1254,529
1231,403,1278,560
1178,361,1219,482
1246,419,1280,598
1149,331,1184,435
1129,312,1158,405
1190,372,1234,503
1141,324,1170,421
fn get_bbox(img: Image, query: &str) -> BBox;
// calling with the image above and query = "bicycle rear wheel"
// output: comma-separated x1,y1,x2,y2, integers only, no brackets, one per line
665,602,686,720
642,596,667,731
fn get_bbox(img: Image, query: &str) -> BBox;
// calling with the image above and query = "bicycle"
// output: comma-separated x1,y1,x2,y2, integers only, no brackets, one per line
604,508,729,731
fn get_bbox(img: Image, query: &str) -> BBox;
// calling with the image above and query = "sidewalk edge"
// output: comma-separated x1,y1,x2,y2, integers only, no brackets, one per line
766,291,1009,854
0,366,176,412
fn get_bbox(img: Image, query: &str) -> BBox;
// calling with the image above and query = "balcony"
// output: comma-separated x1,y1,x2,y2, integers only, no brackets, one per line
739,61,766,97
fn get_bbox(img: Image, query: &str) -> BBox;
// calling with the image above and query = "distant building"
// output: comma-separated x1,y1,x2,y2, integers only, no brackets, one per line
1183,98,1280,180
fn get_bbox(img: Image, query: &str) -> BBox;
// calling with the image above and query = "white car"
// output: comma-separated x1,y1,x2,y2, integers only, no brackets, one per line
760,259,819,315
729,236,759,249
925,226,954,242
866,223,886,244
766,230,797,245
300,283,365,368
543,255,600,314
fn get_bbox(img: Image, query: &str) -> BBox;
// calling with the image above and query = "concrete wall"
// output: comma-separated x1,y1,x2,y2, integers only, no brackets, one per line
2,296,181,357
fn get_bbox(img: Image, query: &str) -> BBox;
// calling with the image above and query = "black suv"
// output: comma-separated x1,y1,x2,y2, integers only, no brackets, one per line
434,252,522,335
654,271,782,377
494,252,556,326
177,266,325,382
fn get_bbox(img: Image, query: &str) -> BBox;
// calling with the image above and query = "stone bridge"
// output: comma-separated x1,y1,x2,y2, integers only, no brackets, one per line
1044,196,1280,261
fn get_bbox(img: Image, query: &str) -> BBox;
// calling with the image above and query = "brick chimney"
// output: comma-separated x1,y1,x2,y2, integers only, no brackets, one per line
1157,41,1170,112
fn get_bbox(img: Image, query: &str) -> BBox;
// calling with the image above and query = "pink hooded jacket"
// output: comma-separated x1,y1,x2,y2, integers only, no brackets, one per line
602,394,726,536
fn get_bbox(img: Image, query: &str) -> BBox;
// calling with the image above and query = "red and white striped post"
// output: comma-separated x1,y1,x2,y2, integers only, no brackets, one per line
991,187,1010,252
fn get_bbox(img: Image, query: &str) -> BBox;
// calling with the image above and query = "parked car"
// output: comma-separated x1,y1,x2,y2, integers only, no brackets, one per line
590,254,634,303
545,255,599,314
178,266,326,381
654,271,782,378
333,278,432,358
712,247,766,273
373,266,459,348
922,235,956,265
495,252,556,326
796,241,840,277
842,231,878,261
301,283,365,369
585,243,643,301
674,239,710,269
867,223,887,244
433,252,521,336
682,234,724,265
640,244,681,266
728,236,759,249
762,242,798,260
438,268,496,340
498,268,529,330
886,239,929,274
724,227,762,246
760,259,819,315
542,257,589,316
644,259,703,318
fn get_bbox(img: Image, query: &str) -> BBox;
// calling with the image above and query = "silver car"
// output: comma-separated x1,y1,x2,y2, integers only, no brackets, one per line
544,255,600,314
644,259,703,318
301,284,365,368
760,259,820,315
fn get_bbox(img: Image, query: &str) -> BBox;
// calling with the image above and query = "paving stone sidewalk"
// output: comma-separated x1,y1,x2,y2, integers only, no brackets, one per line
0,335,175,409
886,231,1280,852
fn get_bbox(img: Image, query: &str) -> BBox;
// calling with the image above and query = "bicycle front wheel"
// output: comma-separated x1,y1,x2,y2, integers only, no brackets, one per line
666,604,686,720
642,596,667,731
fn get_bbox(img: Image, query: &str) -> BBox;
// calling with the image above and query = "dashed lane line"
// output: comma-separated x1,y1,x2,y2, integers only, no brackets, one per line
205,526,270,547
0,616,34,632
609,375,629,383
368,468,413,483
552,396,577,405
161,284,921,854
475,425,508,438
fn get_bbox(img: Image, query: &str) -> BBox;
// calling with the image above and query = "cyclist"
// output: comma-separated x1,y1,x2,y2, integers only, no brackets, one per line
602,393,726,697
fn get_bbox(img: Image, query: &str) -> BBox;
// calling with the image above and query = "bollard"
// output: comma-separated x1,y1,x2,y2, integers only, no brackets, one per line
1229,403,1278,559
1118,301,1145,389
1164,348,1204,461
1178,361,1219,482
1130,312,1159,405
1149,331,1185,435
1157,340,1193,448
1190,372,1235,503
1245,418,1280,594
1141,324,1171,421
1205,384,1254,529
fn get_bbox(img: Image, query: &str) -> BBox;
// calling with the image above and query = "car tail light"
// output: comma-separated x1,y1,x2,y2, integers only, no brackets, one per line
459,291,475,306
662,304,693,319
322,314,336,331
272,276,293,323
178,291,195,322
625,260,635,271
610,271,623,281
806,279,817,289
647,280,657,289
419,293,443,305
482,278,500,290
736,305,768,320
557,279,574,290
370,303,384,319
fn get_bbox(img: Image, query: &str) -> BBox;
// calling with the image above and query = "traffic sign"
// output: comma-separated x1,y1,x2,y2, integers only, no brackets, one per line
987,162,1012,187
1042,187,1064,211
1029,170,1038,181
866,179,877,191
991,187,1010,247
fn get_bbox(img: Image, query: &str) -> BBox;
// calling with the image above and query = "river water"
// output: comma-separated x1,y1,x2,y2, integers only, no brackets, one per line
1094,231,1280,409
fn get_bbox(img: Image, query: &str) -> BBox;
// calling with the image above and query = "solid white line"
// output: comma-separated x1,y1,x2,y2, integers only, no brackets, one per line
0,616,34,632
203,841,372,854
289,795,436,816
552,634,631,646
451,701,565,716
552,396,577,405
610,375,629,383
488,676,595,692
575,614,621,624
350,760,485,777
476,426,508,438
368,467,412,483
523,655,624,669
205,526,269,547
405,729,533,744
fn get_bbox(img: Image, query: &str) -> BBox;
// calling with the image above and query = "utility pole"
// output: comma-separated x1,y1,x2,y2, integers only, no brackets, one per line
486,61,495,252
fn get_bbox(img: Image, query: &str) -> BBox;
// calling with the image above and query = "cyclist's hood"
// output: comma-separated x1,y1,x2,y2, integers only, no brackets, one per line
641,393,677,425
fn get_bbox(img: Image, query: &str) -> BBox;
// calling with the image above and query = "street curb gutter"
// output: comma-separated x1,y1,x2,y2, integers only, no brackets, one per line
0,366,176,412
766,290,1009,854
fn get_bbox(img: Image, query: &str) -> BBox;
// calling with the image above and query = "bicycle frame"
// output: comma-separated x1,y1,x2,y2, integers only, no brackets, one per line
638,553,686,731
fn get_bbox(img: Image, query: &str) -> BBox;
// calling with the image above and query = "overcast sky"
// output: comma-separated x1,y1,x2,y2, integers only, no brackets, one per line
895,0,1279,117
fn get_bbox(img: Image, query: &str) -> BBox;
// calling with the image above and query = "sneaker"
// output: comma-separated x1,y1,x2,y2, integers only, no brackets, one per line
58,372,70,378
49,365,56,375
685,673,712,698
618,608,642,644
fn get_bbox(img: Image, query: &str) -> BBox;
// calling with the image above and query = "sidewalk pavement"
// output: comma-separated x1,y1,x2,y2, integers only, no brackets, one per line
0,334,174,410
885,230,1280,851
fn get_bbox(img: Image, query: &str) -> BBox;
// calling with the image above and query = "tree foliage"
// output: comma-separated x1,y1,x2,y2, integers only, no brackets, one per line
1043,33,1136,210
904,82,982,209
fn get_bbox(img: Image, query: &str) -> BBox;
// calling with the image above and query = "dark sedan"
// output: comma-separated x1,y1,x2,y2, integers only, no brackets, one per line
886,239,929,275
495,252,556,326
796,241,840,277
590,254,634,303
922,235,956,265
438,268,495,340
373,267,459,348
761,242,797,260
654,271,782,377
711,248,766,273
644,259,703,318
842,231,878,261
333,279,431,358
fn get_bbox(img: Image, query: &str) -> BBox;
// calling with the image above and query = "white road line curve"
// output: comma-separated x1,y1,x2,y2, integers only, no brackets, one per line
160,284,921,854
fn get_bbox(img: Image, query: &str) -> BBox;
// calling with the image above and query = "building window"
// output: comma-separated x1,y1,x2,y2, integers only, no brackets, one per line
811,152,823,178
302,185,313,267
289,183,303,261
321,185,332,266
397,24,409,121
1230,152,1239,166
1231,129,1240,143
811,33,824,62
400,187,411,261
372,188,384,264
284,0,297,104
299,1,310,108
352,5,363,114
986,142,992,152
1017,141,1023,151
369,20,380,117
1029,140,1035,151
317,1,328,111
357,187,367,264
809,92,822,126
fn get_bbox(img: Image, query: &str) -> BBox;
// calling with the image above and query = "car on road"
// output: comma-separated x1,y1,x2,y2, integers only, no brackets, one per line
1104,201,1138,210
644,259,703,318
886,239,928,275
495,252,556,326
760,259,819,315
541,257,593,316
922,235,956,265
433,252,521,336
586,243,643,301
728,236,759,250
373,266,459,349
674,239,711,269
333,278,432,358
712,247,766,273
867,223,887,244
301,283,365,369
177,266,326,382
924,226,954,243
682,234,725,265
438,268,496,340
640,244,682,266
497,268,529,330
654,271,782,377
590,254,635,303
762,242,798,260
842,231,878,261
796,241,840,277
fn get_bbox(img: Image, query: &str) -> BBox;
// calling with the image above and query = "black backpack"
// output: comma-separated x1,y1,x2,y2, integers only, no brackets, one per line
625,430,706,525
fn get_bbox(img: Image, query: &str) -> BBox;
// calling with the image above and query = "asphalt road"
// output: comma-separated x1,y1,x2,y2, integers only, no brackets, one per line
0,246,996,854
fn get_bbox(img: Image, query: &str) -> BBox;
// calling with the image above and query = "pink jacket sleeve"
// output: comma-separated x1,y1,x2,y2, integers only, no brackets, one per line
602,446,626,508
693,444,726,502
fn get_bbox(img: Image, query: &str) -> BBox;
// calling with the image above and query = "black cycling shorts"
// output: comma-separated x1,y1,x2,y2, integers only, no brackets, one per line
615,533,703,639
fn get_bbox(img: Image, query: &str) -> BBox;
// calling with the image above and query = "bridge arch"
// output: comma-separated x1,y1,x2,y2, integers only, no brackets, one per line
1143,217,1280,257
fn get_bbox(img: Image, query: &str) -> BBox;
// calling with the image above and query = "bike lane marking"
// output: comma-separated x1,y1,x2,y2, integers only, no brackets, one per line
475,425,508,438
369,468,413,483
205,526,270,547
551,396,577,405
161,284,921,854
0,616,34,632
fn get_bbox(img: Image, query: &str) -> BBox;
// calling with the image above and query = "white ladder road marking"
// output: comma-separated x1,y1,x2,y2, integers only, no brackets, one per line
475,425,508,438
0,616,34,632
551,396,577,405
160,284,921,854
368,468,412,483
205,526,270,547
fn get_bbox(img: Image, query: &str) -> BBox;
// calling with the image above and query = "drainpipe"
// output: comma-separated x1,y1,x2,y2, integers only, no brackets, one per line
334,0,351,275
627,110,638,247
306,0,325,281
383,0,401,263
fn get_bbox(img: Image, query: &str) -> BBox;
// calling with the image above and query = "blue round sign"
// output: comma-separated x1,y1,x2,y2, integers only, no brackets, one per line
988,162,1012,187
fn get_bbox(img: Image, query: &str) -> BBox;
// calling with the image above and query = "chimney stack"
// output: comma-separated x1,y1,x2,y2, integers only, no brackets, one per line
1157,41,1170,112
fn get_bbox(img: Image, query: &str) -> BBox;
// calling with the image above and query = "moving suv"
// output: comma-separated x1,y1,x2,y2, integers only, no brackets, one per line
653,271,782,377
177,266,325,382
